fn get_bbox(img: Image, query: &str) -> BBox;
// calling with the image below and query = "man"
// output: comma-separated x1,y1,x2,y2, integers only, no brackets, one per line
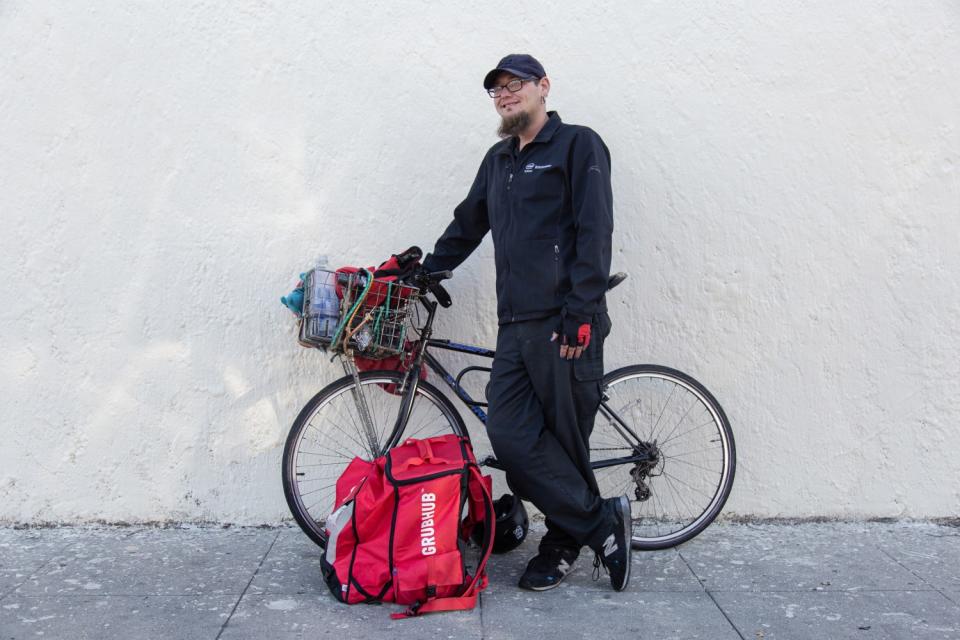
420,54,631,591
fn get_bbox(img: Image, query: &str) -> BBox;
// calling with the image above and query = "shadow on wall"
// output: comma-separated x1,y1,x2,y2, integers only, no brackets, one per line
28,109,506,526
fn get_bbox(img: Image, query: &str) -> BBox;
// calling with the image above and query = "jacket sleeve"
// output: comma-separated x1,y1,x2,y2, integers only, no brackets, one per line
563,129,614,324
421,157,491,273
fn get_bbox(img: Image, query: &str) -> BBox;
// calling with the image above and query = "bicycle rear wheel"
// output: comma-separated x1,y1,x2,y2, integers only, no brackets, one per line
282,371,467,548
592,365,736,550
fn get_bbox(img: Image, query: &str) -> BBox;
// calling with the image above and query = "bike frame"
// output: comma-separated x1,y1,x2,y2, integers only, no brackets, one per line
381,295,657,471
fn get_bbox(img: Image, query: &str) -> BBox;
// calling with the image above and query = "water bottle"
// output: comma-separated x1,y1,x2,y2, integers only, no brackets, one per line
311,255,339,340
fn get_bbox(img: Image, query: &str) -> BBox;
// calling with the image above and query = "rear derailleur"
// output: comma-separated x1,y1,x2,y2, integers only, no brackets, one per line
630,441,661,502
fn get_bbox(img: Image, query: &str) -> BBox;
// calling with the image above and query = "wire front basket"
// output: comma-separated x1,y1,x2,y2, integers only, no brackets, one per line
298,268,419,359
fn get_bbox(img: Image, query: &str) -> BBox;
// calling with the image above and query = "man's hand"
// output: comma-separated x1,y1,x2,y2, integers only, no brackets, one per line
400,263,428,287
550,317,592,360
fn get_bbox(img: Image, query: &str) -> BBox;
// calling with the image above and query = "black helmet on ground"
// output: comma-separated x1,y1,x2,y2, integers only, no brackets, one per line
473,493,529,554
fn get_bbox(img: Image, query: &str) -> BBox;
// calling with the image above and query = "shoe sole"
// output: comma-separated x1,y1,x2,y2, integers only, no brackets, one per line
518,568,574,592
614,495,632,591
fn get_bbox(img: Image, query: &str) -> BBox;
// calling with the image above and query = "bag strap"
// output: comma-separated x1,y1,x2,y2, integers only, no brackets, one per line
392,438,456,473
394,591,481,618
460,473,492,540
456,464,496,592
415,438,434,460
391,464,495,620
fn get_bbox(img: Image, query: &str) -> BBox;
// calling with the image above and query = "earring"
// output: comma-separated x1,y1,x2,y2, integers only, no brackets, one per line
541,96,546,104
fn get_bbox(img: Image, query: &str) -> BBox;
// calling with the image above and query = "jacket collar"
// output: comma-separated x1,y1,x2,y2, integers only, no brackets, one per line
496,111,562,155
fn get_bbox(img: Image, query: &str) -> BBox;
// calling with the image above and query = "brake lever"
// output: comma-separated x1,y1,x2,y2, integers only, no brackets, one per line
429,282,453,307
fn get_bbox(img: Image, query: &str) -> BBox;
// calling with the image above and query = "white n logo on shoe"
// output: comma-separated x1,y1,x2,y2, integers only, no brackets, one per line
558,558,572,575
602,534,618,557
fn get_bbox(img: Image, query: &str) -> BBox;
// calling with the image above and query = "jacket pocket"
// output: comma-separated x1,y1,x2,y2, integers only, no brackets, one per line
511,239,561,315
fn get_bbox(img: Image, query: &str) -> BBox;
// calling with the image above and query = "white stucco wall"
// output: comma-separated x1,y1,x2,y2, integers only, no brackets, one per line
2,1,958,524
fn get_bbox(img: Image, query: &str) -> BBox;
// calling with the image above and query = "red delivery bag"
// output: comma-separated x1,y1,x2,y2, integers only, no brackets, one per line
321,435,495,619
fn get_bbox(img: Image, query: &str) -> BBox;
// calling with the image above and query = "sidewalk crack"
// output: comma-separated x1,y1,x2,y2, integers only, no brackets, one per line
676,549,707,592
679,550,745,640
479,591,485,640
0,528,134,602
877,546,955,606
214,530,280,640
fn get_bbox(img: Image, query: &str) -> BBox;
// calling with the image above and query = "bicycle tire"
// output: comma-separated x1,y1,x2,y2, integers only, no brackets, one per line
282,370,467,548
593,364,736,550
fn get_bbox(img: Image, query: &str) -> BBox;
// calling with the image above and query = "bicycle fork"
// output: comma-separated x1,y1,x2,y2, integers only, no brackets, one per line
340,356,382,457
385,298,438,448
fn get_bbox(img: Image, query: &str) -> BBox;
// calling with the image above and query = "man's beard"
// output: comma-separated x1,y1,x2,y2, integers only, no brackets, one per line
497,110,532,138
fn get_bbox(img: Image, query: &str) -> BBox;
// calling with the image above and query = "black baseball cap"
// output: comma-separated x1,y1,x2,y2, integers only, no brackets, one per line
483,54,546,90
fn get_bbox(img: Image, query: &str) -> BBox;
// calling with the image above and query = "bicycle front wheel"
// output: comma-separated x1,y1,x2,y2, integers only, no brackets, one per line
281,371,467,548
592,365,736,550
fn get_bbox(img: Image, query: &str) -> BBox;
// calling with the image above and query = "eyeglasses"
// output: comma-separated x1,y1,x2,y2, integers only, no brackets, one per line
487,78,537,98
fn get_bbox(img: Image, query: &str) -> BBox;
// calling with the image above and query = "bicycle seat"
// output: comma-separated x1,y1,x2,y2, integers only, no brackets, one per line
608,272,627,290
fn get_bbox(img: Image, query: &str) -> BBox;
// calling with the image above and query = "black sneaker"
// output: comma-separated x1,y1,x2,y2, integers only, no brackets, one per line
518,547,578,591
592,495,632,591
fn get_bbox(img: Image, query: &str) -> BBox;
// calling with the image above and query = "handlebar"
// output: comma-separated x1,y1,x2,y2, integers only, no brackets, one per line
339,267,622,308
413,270,453,308
414,270,624,310
411,269,452,286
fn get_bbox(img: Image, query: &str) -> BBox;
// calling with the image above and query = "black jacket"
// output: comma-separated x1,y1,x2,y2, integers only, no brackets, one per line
423,112,613,325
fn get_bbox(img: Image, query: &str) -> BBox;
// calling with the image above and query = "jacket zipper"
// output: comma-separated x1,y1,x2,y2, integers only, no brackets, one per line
554,244,560,290
505,163,515,321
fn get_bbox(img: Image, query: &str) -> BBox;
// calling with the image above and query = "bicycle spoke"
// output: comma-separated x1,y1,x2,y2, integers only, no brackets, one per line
294,450,352,459
657,393,699,447
593,367,734,548
658,469,718,502
663,455,722,475
298,482,338,498
659,477,687,527
658,417,719,449
649,383,678,444
310,417,369,455
660,472,700,522
663,443,723,459
337,394,387,455
305,496,331,514
301,441,357,463
649,478,667,538
327,401,373,456
283,372,464,548
403,399,446,439
295,461,354,468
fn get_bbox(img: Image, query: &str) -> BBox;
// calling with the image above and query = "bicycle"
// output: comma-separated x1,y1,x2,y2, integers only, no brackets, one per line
282,268,736,551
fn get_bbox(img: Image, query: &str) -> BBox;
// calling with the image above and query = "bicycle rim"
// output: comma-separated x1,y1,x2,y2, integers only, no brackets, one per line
593,365,736,549
282,371,466,548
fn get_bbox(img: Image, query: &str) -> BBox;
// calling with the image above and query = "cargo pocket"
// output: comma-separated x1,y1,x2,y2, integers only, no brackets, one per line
573,345,603,381
573,313,610,382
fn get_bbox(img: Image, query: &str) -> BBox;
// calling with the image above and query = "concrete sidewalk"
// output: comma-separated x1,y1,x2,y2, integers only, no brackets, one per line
1,522,958,639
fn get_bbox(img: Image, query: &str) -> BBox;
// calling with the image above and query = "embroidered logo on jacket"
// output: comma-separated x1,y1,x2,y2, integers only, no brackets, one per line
524,163,553,173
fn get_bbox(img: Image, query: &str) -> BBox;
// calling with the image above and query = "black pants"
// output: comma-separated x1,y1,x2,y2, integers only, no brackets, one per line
486,313,614,555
